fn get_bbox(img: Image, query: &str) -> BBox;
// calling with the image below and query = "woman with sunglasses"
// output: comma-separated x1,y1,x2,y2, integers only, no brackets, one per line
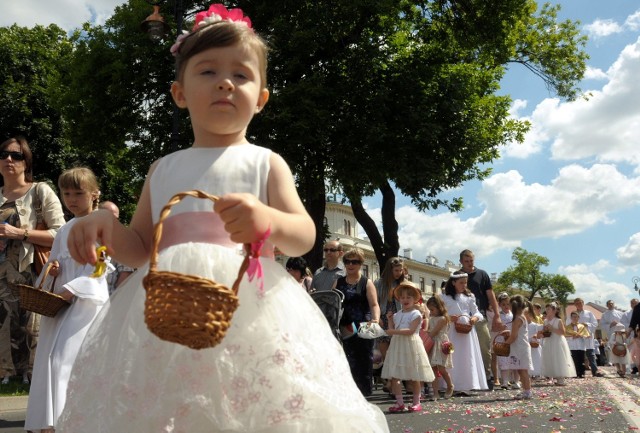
333,248,381,396
0,136,65,386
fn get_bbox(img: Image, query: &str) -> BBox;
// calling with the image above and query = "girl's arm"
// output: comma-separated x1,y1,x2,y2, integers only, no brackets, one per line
214,153,314,257
555,319,566,335
504,317,522,344
428,317,445,337
387,316,421,336
68,162,158,266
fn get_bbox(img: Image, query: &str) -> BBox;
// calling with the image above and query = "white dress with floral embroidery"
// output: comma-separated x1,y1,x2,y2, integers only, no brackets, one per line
57,145,389,432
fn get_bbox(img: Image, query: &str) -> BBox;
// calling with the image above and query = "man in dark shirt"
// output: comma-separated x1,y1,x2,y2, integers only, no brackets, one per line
460,249,502,388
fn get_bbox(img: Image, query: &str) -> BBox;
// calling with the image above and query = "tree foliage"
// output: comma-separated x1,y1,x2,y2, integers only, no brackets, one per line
0,24,74,185
498,247,575,304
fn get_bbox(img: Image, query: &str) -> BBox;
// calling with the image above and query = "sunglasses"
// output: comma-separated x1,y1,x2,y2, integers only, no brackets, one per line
323,248,340,253
344,259,362,266
0,151,25,161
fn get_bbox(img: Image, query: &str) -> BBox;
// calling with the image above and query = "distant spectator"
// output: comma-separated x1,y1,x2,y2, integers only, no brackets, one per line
311,240,345,291
286,256,313,292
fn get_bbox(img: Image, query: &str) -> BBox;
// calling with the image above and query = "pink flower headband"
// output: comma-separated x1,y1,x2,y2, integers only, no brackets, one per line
170,3,253,57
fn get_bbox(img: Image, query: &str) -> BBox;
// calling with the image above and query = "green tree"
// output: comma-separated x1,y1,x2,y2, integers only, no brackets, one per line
498,247,575,304
0,24,74,184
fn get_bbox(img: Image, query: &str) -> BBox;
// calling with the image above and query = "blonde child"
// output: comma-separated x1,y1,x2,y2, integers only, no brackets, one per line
494,292,517,390
56,5,388,432
524,301,543,379
540,302,576,385
609,323,630,377
382,283,435,412
426,296,454,400
26,167,111,432
501,295,533,399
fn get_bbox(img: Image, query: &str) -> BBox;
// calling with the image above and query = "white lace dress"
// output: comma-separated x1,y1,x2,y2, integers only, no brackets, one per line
541,317,576,378
57,145,389,432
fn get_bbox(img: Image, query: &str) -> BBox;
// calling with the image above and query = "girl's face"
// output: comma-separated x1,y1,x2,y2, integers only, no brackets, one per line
571,314,579,323
399,292,416,310
545,306,556,317
287,268,302,281
62,188,96,217
427,304,439,316
453,278,467,293
171,43,269,145
392,265,404,280
499,299,510,312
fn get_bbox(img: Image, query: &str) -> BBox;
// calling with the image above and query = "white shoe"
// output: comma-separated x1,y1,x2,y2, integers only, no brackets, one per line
22,375,30,385
1,376,9,385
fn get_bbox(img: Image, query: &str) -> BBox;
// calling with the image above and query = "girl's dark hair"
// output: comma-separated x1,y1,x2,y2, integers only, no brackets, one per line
545,302,562,318
174,21,268,86
377,257,406,306
0,136,33,182
444,270,471,299
426,296,450,324
285,256,307,274
510,294,526,316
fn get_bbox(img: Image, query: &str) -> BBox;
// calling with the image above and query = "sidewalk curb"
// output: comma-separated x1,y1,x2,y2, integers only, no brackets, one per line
0,396,28,414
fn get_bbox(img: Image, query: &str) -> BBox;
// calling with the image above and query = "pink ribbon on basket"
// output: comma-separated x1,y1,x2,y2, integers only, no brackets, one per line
246,226,271,296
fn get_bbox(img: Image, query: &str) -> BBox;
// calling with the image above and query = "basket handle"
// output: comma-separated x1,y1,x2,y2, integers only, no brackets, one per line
149,190,250,295
37,262,58,293
492,329,510,344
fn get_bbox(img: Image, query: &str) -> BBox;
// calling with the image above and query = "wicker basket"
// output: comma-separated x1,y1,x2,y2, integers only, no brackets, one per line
454,316,473,334
529,341,540,348
492,331,510,357
541,329,552,338
143,190,250,350
15,263,68,317
612,343,627,357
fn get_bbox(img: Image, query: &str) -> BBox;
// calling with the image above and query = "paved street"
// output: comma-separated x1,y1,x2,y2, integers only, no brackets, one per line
3,367,640,432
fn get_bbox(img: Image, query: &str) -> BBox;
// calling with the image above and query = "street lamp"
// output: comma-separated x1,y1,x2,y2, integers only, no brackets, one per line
633,276,640,293
140,0,185,153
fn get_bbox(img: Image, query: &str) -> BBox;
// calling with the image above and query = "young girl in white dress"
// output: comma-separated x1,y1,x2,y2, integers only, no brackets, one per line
382,283,435,412
540,302,576,385
56,5,389,432
440,271,488,392
501,295,533,399
525,301,543,379
426,295,454,400
609,323,631,377
26,168,111,432
494,292,517,390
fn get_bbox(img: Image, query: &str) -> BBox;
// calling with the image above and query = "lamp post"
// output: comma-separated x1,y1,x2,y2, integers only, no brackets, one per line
633,276,640,294
141,0,184,153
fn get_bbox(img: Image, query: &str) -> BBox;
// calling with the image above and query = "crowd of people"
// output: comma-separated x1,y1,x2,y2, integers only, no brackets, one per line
302,241,640,410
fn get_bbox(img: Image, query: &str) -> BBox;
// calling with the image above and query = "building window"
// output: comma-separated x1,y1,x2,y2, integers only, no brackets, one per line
419,277,425,292
407,274,413,282
347,220,352,236
362,264,369,278
432,280,436,293
343,219,348,235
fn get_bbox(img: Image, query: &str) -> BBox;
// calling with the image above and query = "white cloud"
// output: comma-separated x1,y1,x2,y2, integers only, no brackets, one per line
583,66,608,81
502,99,545,159
474,165,640,240
583,19,624,38
616,232,640,267
521,37,640,165
624,10,640,31
0,0,123,30
558,263,635,309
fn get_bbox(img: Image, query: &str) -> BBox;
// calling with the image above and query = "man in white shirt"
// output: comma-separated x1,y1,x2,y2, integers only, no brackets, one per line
600,299,624,340
621,298,639,329
567,298,604,377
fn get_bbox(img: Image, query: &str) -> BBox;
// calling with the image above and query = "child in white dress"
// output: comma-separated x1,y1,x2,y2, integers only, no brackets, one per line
26,168,111,432
540,302,576,385
524,301,543,379
609,323,630,377
502,295,533,399
426,295,454,400
56,5,388,432
382,283,435,412
494,292,517,390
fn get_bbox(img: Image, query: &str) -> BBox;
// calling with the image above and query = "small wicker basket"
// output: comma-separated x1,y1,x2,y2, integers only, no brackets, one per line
454,315,473,334
492,331,510,357
612,343,627,357
529,341,540,348
15,263,68,317
143,190,250,350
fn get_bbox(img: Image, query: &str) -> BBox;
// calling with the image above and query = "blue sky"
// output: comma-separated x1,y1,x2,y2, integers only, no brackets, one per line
2,1,640,308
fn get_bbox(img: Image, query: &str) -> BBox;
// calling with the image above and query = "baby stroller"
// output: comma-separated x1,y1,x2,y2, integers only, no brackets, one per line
310,289,344,342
